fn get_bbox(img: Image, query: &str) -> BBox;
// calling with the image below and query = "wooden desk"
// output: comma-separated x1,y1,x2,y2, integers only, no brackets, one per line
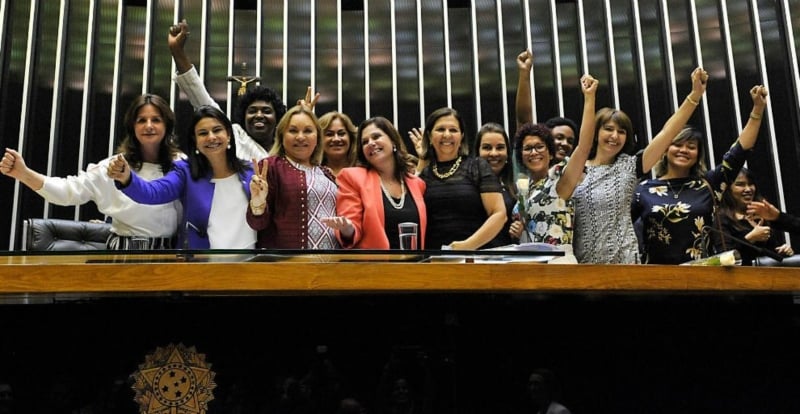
0,252,799,412
1,252,798,295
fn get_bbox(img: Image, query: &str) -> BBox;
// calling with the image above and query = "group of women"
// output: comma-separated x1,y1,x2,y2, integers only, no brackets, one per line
0,31,795,265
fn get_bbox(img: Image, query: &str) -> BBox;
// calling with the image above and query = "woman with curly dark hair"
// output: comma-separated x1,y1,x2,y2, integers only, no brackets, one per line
169,19,287,160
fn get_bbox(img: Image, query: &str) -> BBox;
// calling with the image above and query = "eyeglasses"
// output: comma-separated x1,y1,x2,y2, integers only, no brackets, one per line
521,144,548,154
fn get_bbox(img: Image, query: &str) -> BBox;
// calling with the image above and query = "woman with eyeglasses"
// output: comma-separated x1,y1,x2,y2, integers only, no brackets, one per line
508,75,598,261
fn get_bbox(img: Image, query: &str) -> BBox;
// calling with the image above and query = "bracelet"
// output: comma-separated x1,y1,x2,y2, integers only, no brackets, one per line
685,95,700,106
749,112,762,120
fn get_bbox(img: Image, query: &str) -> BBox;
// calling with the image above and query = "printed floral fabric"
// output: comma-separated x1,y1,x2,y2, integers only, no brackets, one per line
632,140,748,264
515,160,575,246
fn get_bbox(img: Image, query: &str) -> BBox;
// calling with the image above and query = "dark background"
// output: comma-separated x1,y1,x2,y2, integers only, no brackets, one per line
1,292,798,413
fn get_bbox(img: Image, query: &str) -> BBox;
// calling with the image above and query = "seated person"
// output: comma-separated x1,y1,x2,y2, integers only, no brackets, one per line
716,167,798,265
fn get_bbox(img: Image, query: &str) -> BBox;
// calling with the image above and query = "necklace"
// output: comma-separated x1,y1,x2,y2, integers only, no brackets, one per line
432,156,462,179
380,178,406,209
665,179,690,199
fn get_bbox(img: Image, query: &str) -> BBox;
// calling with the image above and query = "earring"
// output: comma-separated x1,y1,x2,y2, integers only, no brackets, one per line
227,143,231,150
393,146,397,152
194,149,199,155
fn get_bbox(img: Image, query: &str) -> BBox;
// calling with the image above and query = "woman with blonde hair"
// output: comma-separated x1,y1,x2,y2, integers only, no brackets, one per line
247,105,339,249
319,111,359,177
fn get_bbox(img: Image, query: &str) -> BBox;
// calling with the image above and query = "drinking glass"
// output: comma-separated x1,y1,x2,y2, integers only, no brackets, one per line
398,222,418,250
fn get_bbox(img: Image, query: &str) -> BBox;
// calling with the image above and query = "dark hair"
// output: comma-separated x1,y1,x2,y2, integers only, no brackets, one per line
116,94,181,174
271,105,325,165
420,107,470,161
513,123,554,171
234,85,287,128
588,107,636,161
545,117,579,140
186,106,248,180
475,122,516,197
356,116,416,182
719,167,761,232
319,111,359,168
653,126,708,178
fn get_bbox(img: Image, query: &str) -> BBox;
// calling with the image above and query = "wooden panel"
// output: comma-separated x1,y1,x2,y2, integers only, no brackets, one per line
1,254,798,295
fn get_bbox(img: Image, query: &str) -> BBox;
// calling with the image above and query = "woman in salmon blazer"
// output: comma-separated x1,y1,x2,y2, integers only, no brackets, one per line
323,116,427,249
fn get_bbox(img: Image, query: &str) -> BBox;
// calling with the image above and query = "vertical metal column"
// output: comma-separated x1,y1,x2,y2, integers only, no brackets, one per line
496,0,509,133
522,0,535,123
226,0,234,116
749,0,785,213
142,0,154,94
337,0,343,111
687,0,715,165
443,0,452,108
470,1,481,127
363,0,370,117
549,0,563,116
415,0,425,127
604,0,619,109
9,0,40,247
631,0,653,143
391,0,399,124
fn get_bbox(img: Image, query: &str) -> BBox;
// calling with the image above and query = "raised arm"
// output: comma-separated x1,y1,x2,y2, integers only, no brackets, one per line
168,19,220,111
168,19,192,74
556,75,598,199
737,85,768,150
515,50,534,131
641,67,708,172
1,148,46,191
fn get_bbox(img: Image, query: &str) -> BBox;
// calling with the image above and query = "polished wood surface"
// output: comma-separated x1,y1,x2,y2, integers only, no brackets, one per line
1,252,799,294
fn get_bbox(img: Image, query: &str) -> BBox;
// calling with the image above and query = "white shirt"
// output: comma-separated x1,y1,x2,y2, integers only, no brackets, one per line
37,157,180,237
208,174,256,249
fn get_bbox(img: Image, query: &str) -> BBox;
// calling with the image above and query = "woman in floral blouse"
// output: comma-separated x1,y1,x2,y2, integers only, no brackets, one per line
509,75,598,260
631,85,768,263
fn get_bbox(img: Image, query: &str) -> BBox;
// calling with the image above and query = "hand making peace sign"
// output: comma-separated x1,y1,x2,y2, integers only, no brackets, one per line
249,158,269,214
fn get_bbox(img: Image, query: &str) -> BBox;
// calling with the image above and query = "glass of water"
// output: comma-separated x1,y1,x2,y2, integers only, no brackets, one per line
397,222,418,250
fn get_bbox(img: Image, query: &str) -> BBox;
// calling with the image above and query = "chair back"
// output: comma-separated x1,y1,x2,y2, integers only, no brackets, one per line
22,218,111,251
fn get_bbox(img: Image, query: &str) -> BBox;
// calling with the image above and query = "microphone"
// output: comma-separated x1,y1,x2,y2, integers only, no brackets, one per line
702,225,784,263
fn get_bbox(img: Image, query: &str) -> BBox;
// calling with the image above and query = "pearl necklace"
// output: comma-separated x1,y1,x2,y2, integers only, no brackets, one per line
432,156,462,179
380,179,406,209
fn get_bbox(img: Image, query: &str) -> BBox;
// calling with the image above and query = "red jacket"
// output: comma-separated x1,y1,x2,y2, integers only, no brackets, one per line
336,167,427,249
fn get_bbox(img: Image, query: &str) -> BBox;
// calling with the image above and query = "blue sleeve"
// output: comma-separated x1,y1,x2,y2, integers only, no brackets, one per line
121,162,188,204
